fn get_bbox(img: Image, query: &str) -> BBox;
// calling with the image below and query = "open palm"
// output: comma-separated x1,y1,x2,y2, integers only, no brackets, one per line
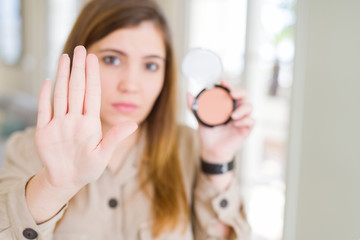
35,46,137,189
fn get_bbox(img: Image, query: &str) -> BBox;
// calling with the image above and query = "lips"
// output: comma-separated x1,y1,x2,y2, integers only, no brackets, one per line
112,102,138,113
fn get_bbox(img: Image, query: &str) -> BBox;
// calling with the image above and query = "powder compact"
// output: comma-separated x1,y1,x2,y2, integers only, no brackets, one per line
182,49,236,127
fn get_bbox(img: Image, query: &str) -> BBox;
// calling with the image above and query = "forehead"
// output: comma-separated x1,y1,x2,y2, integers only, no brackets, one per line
94,21,166,56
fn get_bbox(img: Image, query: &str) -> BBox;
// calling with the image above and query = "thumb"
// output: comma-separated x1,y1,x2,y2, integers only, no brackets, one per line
186,92,195,111
220,80,232,90
98,121,138,157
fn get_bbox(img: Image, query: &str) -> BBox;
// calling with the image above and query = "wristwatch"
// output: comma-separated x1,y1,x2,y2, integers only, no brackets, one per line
201,157,235,174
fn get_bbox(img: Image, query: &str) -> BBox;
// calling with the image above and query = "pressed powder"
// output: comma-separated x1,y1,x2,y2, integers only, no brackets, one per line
193,85,236,127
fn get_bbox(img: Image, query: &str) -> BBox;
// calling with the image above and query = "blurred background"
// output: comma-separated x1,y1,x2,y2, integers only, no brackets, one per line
0,0,359,240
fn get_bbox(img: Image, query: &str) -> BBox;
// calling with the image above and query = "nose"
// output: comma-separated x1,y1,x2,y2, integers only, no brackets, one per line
117,64,140,93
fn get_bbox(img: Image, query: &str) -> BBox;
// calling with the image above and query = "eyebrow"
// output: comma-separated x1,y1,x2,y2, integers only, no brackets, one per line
99,48,166,61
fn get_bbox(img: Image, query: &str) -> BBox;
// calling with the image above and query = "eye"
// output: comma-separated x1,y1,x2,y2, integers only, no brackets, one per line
103,56,121,66
145,62,159,72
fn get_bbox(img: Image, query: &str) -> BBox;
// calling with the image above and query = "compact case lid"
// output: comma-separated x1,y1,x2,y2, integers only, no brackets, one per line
182,48,223,86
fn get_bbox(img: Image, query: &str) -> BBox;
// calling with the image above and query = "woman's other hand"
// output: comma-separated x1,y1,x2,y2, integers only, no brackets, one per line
187,81,254,237
187,81,255,164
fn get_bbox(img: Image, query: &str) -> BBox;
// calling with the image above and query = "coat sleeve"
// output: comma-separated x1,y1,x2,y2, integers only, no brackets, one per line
193,171,251,240
0,128,67,240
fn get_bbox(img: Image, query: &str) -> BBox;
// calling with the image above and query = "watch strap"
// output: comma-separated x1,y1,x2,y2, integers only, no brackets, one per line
201,157,235,174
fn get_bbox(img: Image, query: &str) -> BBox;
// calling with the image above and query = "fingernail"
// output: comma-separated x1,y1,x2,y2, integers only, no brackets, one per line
75,45,85,51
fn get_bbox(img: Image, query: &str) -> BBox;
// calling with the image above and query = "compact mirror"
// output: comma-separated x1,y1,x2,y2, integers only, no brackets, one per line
182,49,236,128
182,48,222,86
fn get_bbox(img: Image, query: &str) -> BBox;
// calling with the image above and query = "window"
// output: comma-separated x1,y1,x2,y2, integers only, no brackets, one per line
187,0,296,239
47,0,80,78
0,0,22,65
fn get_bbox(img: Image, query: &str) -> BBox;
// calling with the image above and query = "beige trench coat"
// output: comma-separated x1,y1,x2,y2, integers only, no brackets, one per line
0,125,250,240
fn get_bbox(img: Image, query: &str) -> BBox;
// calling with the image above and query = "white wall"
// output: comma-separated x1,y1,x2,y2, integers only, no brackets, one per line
284,0,360,239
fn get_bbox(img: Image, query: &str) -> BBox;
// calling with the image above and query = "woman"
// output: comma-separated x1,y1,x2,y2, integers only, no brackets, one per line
0,0,254,239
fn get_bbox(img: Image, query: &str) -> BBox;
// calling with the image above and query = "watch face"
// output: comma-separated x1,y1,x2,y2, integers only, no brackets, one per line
221,164,228,173
182,48,223,87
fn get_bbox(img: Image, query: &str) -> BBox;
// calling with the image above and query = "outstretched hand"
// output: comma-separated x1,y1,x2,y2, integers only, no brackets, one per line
35,46,137,189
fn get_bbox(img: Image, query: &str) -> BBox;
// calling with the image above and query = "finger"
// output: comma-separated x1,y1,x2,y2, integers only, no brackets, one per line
36,79,52,129
68,46,87,114
220,80,247,101
233,117,255,128
230,88,247,101
231,103,253,119
84,54,101,117
237,127,252,138
220,80,231,89
98,121,138,157
186,92,195,111
53,54,70,117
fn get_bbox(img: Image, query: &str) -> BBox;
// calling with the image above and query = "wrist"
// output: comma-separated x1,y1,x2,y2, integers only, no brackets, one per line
201,157,235,175
200,146,235,164
28,169,81,208
203,171,234,191
200,156,235,190
26,170,80,224
200,150,234,164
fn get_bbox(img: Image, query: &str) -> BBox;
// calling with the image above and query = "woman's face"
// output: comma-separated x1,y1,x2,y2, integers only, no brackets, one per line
88,21,166,131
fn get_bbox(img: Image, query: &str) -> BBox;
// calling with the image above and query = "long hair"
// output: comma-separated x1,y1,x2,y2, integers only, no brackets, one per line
62,0,189,236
